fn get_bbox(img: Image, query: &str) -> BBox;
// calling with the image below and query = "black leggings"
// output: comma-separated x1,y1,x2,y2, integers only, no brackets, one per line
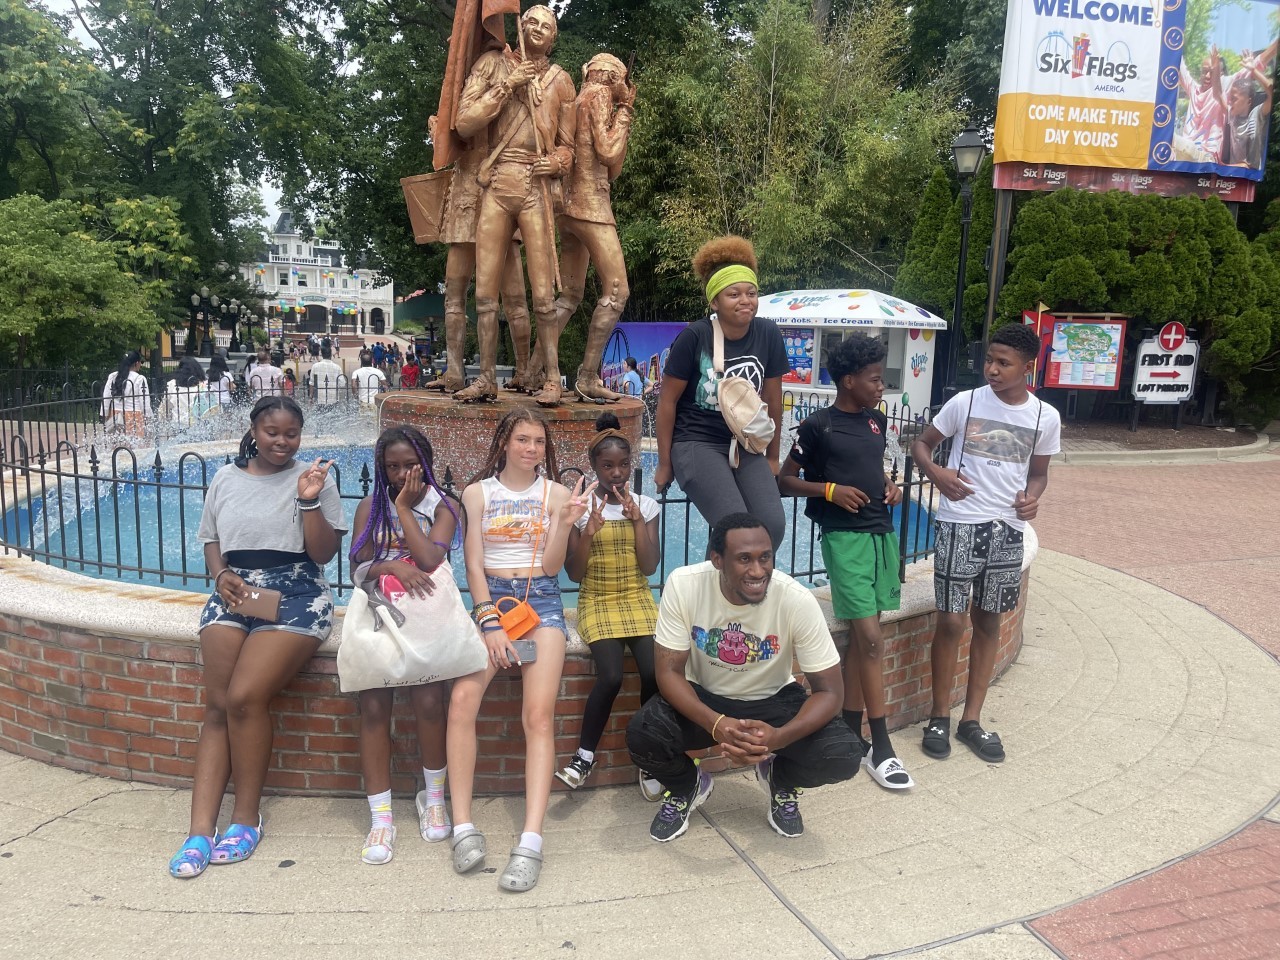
579,635,657,753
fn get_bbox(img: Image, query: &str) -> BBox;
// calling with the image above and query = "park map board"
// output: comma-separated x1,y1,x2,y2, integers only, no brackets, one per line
1045,320,1125,390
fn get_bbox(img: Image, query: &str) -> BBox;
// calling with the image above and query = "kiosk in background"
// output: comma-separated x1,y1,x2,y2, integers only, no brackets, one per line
754,289,946,435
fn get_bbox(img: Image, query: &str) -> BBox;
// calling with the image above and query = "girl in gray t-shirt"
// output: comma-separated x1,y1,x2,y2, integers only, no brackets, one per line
168,396,347,880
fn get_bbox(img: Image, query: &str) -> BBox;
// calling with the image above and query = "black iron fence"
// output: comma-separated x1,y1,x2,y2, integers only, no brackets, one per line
0,388,945,601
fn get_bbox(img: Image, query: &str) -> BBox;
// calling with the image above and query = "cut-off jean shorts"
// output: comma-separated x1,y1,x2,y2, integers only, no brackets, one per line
485,574,567,639
200,560,335,641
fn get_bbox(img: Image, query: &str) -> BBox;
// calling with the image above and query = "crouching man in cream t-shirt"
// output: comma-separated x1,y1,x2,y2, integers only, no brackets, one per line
626,513,862,842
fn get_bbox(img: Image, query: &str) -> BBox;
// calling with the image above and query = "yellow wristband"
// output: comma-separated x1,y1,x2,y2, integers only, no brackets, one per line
711,713,726,742
825,482,836,502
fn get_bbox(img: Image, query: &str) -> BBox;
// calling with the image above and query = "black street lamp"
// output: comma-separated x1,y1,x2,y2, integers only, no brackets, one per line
944,123,987,400
241,312,259,354
189,286,220,358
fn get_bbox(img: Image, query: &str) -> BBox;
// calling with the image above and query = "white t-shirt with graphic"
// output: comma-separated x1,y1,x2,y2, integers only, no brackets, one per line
932,386,1062,530
655,561,839,701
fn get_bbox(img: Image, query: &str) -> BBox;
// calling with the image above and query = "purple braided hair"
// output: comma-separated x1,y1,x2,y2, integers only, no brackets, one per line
350,427,462,563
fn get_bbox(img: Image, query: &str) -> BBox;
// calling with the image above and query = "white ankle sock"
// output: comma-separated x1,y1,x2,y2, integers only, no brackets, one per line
367,790,393,829
453,822,475,838
423,766,447,806
519,831,543,853
576,748,595,764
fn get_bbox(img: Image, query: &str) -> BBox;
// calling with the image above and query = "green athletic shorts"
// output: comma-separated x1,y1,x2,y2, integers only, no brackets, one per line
821,531,901,620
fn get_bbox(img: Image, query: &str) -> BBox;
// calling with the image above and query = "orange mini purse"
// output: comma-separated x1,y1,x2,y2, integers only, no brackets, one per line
493,479,547,640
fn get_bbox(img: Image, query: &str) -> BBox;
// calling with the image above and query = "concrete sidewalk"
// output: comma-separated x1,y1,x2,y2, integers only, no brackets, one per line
4,549,1280,960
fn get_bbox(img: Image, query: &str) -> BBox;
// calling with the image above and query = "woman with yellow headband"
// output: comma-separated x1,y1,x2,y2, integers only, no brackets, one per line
654,236,787,550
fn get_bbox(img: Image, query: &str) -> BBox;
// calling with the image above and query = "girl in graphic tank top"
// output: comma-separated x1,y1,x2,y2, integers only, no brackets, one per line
451,408,593,893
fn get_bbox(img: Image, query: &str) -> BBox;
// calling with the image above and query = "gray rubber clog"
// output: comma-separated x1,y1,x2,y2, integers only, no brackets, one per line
450,827,486,874
498,845,543,892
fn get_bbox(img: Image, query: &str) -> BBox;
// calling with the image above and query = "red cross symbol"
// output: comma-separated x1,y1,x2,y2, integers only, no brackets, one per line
1158,322,1186,351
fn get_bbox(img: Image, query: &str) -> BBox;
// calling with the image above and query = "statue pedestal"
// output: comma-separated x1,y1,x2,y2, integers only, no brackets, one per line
376,392,646,486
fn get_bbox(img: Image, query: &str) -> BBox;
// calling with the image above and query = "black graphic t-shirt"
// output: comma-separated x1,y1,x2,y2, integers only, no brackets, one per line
663,315,789,446
790,406,893,533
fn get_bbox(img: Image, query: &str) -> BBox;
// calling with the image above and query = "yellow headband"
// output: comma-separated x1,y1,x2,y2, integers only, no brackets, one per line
705,265,758,303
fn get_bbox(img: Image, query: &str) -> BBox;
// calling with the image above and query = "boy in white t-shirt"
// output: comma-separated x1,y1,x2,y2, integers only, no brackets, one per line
625,514,861,842
909,324,1062,765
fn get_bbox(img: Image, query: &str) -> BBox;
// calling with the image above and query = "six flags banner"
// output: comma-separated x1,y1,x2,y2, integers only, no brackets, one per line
994,0,1280,187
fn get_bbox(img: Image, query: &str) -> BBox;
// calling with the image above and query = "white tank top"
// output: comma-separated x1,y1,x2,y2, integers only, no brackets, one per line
479,475,550,570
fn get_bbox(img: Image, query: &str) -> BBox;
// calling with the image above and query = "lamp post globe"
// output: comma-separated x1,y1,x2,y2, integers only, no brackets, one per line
944,122,987,400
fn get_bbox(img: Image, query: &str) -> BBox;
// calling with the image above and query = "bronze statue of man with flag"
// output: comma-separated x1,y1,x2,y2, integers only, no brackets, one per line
442,3,576,405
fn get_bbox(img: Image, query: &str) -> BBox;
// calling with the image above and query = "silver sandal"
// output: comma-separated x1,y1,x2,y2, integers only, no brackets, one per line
498,845,543,892
450,827,486,874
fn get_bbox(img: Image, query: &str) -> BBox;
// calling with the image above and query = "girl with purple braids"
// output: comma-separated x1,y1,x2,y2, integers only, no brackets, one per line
349,425,463,865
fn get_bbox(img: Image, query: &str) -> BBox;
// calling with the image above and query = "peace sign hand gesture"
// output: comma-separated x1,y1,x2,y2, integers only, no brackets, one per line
560,476,599,526
617,482,643,523
584,492,606,537
297,460,333,501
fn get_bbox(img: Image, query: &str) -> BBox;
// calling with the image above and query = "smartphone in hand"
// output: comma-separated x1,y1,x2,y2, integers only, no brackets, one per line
510,639,538,664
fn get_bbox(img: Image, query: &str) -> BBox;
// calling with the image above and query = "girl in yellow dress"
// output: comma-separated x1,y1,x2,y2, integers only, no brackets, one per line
557,413,663,799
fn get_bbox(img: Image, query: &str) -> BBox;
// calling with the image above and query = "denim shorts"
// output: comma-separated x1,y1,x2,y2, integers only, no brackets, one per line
486,574,567,639
200,560,335,641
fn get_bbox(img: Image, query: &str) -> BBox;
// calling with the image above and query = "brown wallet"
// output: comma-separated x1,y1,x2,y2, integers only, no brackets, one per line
236,587,282,622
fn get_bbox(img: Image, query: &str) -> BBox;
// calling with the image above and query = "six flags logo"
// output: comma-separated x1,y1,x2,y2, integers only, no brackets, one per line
1037,30,1138,83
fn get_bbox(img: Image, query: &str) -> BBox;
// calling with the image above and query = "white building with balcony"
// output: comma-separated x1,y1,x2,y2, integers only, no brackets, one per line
239,213,396,337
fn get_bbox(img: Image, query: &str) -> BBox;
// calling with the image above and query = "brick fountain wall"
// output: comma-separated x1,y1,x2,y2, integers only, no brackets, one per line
0,564,1029,795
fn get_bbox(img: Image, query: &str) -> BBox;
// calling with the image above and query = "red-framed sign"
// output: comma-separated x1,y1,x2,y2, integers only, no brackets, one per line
1044,318,1127,391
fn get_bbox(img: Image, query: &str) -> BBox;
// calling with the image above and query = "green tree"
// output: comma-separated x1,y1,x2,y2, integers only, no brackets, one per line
906,0,1007,123
649,0,962,317
893,157,995,337
0,194,163,371
894,165,955,315
0,0,100,200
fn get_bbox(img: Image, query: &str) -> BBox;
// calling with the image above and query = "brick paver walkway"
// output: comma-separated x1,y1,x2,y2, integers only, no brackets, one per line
1035,453,1280,659
1031,821,1280,959
1030,451,1280,960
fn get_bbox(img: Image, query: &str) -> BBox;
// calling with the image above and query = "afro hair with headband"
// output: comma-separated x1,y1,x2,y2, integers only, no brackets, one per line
692,235,758,285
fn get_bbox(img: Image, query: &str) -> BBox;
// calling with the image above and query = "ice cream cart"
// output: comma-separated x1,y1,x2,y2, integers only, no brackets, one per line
755,289,947,435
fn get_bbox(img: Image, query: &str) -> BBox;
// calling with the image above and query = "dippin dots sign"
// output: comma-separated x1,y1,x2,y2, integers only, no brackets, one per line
995,0,1162,171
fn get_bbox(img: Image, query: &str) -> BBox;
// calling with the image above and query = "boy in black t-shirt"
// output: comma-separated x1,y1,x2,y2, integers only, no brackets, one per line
779,337,912,790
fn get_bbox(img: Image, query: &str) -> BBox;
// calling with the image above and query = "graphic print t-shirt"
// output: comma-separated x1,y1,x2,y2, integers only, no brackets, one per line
655,562,839,701
479,476,550,569
663,316,789,446
932,387,1062,530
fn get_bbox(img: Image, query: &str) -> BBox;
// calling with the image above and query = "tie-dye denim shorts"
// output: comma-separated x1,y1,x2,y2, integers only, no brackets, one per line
200,560,335,641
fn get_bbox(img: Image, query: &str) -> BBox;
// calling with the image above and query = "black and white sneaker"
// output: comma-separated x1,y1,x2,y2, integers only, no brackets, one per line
755,756,804,838
555,753,595,789
648,767,713,842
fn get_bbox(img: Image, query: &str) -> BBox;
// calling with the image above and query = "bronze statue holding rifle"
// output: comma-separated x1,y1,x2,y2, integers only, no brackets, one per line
454,4,575,406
